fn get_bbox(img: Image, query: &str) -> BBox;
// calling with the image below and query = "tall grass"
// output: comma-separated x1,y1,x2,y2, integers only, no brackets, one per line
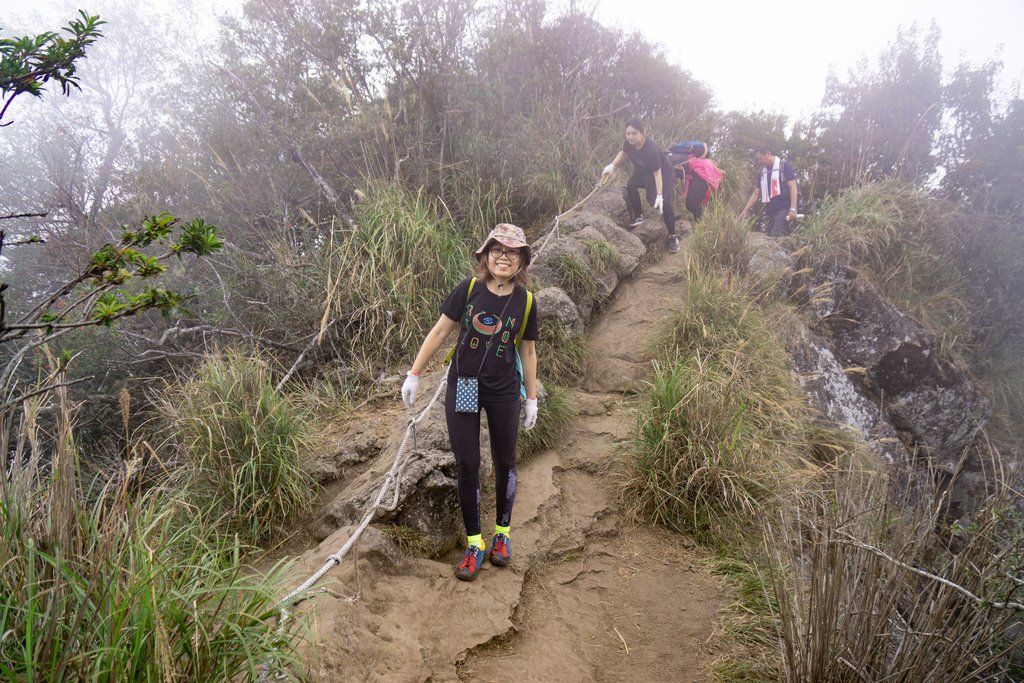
688,201,752,275
550,252,597,301
537,317,587,387
159,349,316,546
766,461,1024,681
322,180,469,380
0,377,303,681
518,383,575,461
627,263,811,541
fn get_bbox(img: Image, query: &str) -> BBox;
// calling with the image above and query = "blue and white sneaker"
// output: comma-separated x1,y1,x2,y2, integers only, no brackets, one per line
489,533,512,567
455,545,487,581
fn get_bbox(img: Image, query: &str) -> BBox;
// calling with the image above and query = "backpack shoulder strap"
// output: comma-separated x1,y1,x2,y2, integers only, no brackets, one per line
515,289,533,348
442,277,475,365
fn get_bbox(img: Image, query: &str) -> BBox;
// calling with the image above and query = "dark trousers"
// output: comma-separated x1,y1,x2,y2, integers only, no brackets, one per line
445,379,520,537
685,174,709,222
626,168,676,237
765,210,792,237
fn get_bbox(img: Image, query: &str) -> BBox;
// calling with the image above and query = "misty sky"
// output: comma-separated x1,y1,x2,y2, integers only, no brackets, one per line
596,0,1024,118
2,0,1022,120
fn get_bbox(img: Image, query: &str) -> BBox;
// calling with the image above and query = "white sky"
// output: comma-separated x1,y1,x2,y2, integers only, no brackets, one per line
3,0,1022,121
595,0,1024,119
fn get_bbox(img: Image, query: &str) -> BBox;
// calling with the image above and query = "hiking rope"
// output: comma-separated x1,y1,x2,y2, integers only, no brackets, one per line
535,178,607,256
258,179,609,681
257,374,448,683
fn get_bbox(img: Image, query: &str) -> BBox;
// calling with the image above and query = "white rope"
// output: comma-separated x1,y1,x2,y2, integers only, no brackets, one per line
535,180,606,256
258,373,449,682
258,181,607,680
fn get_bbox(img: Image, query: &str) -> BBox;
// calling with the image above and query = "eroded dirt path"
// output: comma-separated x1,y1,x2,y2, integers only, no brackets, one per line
286,248,727,682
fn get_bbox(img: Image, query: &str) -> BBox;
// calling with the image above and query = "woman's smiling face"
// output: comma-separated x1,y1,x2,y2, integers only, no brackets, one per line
487,243,520,278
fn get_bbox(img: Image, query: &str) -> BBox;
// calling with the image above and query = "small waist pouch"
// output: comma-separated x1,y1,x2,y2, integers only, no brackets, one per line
454,376,479,413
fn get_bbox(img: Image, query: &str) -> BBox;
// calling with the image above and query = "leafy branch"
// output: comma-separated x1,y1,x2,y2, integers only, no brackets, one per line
0,11,104,126
0,213,222,403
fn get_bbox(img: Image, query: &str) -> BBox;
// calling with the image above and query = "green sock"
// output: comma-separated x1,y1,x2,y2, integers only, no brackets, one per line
495,525,510,537
467,534,484,550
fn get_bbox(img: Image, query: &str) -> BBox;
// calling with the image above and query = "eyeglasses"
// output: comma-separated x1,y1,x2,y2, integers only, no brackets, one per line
488,246,521,261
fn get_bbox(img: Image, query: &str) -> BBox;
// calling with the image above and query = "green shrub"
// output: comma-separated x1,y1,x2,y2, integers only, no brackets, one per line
538,317,587,386
0,386,303,682
160,349,316,545
551,252,596,300
518,383,575,460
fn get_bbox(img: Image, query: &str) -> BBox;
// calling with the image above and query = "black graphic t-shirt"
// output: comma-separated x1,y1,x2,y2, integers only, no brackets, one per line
440,277,540,400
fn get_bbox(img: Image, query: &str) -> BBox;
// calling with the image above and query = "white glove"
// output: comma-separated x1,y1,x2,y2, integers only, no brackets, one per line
401,371,419,408
653,194,664,213
523,398,538,431
602,163,615,177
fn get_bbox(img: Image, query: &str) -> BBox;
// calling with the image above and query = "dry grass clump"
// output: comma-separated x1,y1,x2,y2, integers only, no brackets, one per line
158,348,316,546
765,459,1024,681
537,317,587,387
517,383,575,461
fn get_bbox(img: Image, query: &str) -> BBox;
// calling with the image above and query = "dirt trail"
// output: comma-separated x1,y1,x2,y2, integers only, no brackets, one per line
287,248,727,682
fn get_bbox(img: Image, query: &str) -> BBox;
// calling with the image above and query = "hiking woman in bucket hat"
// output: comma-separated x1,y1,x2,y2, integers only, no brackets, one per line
401,223,540,581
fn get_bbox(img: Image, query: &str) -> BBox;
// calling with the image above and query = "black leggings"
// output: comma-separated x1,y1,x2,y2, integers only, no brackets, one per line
626,167,676,237
685,174,709,222
445,379,520,537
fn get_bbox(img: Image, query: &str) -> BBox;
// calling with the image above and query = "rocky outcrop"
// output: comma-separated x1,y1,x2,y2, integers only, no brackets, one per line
813,270,991,468
315,373,483,556
536,286,583,336
559,211,646,277
786,325,905,463
748,239,996,514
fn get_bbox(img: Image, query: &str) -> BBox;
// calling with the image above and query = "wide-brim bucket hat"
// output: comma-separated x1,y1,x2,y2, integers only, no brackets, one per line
475,223,531,263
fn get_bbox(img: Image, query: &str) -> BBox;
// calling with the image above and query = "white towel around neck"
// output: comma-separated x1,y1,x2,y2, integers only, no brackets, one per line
760,156,781,203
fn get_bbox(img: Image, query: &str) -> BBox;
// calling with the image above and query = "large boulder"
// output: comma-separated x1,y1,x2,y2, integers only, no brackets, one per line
314,373,486,556
819,274,991,468
584,184,629,225
536,286,584,337
786,324,905,463
530,228,619,320
559,211,645,278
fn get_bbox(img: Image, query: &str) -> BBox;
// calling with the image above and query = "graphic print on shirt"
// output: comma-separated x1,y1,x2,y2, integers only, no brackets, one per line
459,303,519,366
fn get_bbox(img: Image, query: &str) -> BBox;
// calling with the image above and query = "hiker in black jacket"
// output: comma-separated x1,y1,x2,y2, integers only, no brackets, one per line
601,118,680,253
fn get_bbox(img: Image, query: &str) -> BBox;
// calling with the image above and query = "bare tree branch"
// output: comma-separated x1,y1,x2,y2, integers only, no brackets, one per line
275,318,337,392
0,212,48,221
834,535,1024,612
0,375,96,413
